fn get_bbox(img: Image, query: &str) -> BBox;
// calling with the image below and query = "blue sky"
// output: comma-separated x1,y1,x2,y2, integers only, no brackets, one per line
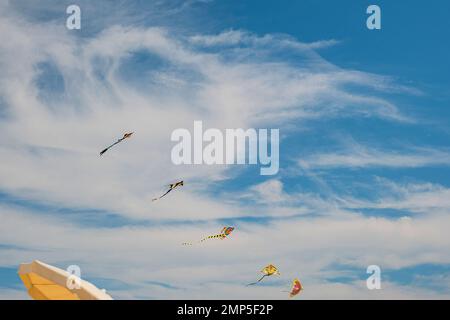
0,0,449,299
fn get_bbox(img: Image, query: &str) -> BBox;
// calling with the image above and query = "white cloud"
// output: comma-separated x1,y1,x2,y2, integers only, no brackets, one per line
1,201,450,299
0,16,412,219
190,29,340,51
248,179,285,203
342,179,450,214
299,144,450,170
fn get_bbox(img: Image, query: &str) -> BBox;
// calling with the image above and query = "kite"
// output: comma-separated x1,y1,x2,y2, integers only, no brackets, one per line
182,227,235,245
152,180,184,201
100,132,134,156
284,278,303,298
246,264,280,286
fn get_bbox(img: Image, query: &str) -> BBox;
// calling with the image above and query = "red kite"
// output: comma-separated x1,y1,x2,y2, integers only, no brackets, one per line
287,278,303,298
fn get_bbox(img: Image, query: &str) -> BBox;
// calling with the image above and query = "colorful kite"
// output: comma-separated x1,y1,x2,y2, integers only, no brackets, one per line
287,278,303,298
152,180,184,201
100,132,134,156
182,227,235,245
246,264,280,286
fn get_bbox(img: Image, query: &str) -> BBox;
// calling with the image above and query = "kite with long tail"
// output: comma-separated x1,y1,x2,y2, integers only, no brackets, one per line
152,180,184,202
282,278,303,298
246,264,280,286
100,132,134,156
182,227,234,245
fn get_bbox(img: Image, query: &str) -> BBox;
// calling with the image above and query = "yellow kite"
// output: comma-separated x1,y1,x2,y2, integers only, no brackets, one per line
247,264,280,286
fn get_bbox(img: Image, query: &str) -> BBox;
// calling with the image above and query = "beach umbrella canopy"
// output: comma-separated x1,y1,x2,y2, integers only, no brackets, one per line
18,260,113,300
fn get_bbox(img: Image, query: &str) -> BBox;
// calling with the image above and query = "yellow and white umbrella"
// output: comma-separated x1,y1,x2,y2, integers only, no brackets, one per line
18,260,113,300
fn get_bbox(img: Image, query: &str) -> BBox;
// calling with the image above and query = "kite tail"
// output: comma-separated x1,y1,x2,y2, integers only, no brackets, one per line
246,274,267,286
151,195,163,202
183,232,226,246
152,189,173,202
200,234,226,243
99,140,121,156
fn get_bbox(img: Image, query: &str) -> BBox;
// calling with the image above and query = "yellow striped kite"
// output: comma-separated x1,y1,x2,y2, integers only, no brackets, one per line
182,227,234,245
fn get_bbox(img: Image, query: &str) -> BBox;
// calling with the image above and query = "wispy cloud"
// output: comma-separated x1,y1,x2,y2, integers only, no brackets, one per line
299,144,450,170
341,179,450,214
190,29,340,50
0,15,412,219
